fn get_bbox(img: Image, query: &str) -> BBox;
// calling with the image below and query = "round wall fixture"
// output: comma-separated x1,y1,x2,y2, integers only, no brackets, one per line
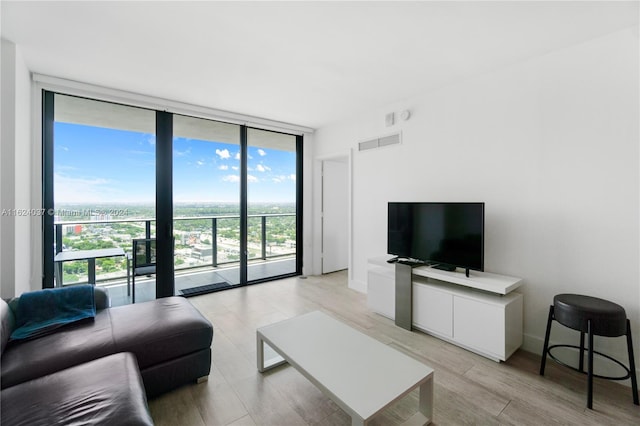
400,110,411,121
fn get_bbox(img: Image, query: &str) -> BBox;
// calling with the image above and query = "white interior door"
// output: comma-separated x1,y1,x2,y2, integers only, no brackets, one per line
322,159,348,273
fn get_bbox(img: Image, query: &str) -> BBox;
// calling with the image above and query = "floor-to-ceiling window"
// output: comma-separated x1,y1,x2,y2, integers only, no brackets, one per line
44,93,157,305
43,91,302,303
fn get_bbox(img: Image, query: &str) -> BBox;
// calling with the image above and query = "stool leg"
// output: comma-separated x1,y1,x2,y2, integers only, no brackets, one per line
625,319,639,405
587,319,594,409
579,331,585,373
540,305,554,376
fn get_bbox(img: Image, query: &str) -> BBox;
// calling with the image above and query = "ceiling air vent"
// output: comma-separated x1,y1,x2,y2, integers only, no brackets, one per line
358,132,401,151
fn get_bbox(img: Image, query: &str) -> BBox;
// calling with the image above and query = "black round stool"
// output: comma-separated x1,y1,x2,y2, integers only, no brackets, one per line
539,294,639,409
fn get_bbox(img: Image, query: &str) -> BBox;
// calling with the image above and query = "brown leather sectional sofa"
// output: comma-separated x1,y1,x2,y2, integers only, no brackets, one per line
0,288,213,426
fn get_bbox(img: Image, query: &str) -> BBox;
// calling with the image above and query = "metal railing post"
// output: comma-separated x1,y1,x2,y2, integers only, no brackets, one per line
212,218,218,267
261,215,267,260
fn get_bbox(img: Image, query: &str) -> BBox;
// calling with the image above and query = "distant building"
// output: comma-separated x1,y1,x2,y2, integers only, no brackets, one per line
192,244,213,260
62,224,82,235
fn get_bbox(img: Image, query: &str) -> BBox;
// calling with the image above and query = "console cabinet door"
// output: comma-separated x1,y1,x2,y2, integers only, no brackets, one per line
367,269,395,319
413,283,453,338
453,296,505,359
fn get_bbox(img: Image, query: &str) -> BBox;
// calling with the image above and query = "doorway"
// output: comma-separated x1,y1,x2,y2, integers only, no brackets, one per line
321,157,349,274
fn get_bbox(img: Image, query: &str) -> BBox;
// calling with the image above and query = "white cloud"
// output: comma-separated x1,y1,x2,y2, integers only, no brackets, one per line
223,175,240,183
196,160,205,167
235,152,241,160
147,135,156,145
218,165,229,170
272,174,295,183
256,164,271,172
223,174,258,183
232,166,239,171
257,149,266,157
174,147,191,157
216,149,231,159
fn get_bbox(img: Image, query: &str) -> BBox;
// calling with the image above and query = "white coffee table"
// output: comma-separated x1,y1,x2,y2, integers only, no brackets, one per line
257,311,434,426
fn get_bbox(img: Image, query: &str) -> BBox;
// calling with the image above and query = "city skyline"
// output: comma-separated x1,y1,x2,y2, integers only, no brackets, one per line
54,122,297,204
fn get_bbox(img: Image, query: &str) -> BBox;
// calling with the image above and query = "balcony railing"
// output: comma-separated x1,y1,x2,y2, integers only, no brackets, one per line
54,213,296,285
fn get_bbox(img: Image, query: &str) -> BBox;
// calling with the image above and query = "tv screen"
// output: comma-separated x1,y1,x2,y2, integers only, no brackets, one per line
388,202,484,271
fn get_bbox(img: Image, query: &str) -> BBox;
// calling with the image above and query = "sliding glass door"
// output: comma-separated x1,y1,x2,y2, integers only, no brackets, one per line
44,93,157,305
246,128,299,282
172,115,242,295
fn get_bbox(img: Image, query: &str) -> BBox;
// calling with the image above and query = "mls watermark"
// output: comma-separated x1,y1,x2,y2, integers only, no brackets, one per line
1,208,130,217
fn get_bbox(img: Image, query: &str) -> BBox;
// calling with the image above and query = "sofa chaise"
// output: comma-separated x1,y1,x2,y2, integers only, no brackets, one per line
0,287,214,425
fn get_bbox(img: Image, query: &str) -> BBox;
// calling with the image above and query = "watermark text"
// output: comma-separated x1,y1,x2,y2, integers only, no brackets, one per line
1,208,130,217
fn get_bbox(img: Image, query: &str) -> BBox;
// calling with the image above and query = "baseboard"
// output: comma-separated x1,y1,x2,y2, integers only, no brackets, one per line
522,332,544,355
349,279,366,293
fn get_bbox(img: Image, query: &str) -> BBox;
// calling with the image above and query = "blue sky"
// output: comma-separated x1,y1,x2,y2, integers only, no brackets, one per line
54,122,297,204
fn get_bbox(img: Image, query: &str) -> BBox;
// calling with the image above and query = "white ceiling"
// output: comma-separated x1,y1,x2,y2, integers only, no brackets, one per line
2,1,638,129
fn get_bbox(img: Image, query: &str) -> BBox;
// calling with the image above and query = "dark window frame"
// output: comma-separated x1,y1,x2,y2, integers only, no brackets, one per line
41,90,303,293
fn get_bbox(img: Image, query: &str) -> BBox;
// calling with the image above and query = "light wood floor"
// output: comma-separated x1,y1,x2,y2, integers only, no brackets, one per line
148,271,640,425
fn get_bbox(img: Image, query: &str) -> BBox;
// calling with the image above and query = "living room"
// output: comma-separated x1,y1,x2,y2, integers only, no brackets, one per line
1,1,639,425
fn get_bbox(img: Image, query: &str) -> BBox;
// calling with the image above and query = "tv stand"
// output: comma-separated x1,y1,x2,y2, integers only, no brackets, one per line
367,256,523,362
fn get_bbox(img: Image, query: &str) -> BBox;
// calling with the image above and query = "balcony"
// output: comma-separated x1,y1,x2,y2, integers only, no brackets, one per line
54,213,297,306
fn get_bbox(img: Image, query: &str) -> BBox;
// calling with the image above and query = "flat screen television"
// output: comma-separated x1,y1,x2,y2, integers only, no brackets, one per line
388,202,484,274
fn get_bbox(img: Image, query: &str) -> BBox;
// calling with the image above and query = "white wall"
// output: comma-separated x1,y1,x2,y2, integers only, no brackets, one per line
1,39,33,299
313,27,639,363
14,42,33,296
1,39,17,299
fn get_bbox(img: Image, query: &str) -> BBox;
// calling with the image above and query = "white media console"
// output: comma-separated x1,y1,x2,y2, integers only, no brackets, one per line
367,256,524,362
